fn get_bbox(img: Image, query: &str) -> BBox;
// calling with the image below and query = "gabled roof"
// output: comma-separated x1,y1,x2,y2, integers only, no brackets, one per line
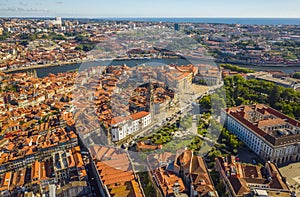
228,176,249,196
110,116,130,125
130,111,150,121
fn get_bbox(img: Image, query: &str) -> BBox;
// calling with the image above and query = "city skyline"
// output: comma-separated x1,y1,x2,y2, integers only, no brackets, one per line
0,0,300,18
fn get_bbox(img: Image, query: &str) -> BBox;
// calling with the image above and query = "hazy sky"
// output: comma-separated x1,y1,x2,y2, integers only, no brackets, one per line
0,0,299,18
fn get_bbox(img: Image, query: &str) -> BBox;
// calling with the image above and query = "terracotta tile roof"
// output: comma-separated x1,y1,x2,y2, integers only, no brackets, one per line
137,141,162,151
73,147,84,168
110,116,130,125
31,160,40,180
17,169,26,187
190,156,218,196
130,111,150,121
258,118,286,127
228,176,249,196
39,162,47,180
89,145,143,197
0,172,11,191
216,156,290,196
225,104,300,146
153,166,186,196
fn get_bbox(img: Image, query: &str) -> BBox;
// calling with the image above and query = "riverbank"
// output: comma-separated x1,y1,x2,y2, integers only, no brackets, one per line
3,57,300,78
2,56,181,73
215,60,300,67
4,58,300,73
2,59,91,73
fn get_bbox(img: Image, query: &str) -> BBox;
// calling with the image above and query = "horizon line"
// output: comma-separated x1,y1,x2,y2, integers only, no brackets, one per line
1,16,300,19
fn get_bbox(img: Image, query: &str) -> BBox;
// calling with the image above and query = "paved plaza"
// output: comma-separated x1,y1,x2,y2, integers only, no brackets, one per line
279,162,300,196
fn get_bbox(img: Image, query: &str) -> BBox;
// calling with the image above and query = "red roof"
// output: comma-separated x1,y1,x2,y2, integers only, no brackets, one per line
130,111,150,121
225,104,300,146
110,116,129,125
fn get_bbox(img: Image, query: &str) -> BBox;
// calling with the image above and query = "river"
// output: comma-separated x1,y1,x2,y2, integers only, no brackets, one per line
8,58,300,78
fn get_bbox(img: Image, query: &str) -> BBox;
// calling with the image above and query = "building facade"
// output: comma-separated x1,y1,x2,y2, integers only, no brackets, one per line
215,155,291,197
147,150,218,197
221,104,300,165
110,111,152,142
131,111,152,132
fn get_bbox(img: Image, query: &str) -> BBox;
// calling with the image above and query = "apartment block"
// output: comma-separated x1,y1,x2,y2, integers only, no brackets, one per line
110,111,151,142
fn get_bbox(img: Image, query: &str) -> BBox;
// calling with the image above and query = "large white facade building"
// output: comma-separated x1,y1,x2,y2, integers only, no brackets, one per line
110,111,151,142
110,116,133,142
131,111,151,132
221,104,300,165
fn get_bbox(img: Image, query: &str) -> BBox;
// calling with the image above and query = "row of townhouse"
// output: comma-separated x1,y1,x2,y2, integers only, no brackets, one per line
110,111,152,142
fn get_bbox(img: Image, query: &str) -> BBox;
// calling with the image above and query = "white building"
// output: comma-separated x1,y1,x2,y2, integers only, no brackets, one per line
221,104,300,165
45,16,62,27
131,111,151,132
110,111,151,142
110,116,133,142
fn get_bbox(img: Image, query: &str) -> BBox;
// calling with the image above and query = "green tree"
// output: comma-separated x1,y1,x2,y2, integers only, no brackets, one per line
282,103,294,116
281,88,295,102
268,85,281,107
292,72,300,79
0,31,9,40
223,75,299,120
75,34,89,42
293,106,300,119
199,95,211,110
